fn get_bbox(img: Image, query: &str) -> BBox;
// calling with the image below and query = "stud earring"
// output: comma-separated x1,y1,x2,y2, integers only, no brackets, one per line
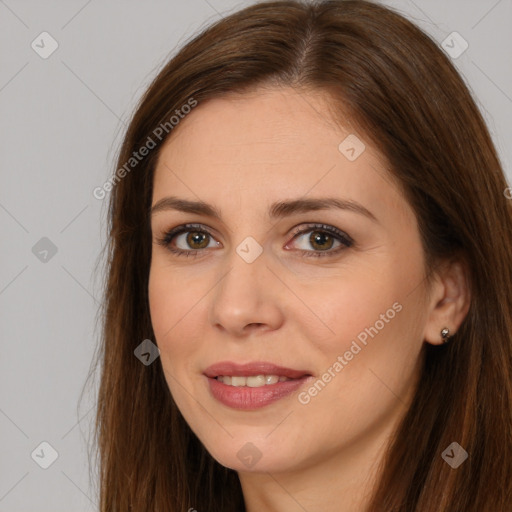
441,327,451,344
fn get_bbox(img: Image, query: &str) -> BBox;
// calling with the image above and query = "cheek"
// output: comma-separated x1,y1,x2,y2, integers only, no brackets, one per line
148,257,203,333
294,278,424,439
148,265,173,340
300,266,400,349
148,263,202,411
321,296,401,382
148,262,200,359
302,255,425,378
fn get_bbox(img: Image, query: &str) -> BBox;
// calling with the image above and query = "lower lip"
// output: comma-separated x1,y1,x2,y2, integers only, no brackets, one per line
206,376,311,410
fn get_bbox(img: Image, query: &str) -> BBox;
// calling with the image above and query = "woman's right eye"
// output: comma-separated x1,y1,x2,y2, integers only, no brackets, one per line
156,224,220,258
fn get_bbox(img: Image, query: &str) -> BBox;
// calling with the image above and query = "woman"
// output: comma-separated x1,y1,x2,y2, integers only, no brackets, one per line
90,0,512,510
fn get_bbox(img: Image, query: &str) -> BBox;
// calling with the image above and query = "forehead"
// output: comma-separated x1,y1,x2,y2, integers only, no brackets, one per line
152,87,409,224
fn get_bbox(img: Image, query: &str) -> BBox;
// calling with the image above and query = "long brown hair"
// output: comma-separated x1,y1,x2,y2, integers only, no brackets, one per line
86,1,512,510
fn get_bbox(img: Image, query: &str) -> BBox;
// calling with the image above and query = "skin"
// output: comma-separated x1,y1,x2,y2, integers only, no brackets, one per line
148,86,470,512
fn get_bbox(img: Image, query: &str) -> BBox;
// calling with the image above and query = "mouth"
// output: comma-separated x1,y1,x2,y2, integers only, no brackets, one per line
203,361,313,409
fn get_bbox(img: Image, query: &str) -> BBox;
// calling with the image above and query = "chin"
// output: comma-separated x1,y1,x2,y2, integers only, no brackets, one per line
197,432,302,474
212,450,291,473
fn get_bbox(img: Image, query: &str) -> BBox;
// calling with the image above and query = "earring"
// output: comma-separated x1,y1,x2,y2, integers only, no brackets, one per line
441,327,451,344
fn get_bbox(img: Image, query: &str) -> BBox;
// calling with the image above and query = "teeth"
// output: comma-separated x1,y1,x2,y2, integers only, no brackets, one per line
216,374,292,387
247,375,266,387
231,376,246,387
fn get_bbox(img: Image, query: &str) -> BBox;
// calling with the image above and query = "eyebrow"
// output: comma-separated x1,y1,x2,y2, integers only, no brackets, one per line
151,195,378,223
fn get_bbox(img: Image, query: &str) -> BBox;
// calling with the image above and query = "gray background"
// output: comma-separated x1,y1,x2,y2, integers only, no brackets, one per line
0,0,511,510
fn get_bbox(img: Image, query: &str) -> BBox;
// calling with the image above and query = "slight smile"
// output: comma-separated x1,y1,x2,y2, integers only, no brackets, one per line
203,361,314,410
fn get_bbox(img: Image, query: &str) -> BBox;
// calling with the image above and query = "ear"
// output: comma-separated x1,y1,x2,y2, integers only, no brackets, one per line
423,258,471,346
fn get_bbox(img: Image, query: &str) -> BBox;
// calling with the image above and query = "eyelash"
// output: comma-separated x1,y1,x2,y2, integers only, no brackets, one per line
155,223,353,259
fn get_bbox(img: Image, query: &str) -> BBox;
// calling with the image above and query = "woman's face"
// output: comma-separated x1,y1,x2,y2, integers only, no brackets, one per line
148,86,432,474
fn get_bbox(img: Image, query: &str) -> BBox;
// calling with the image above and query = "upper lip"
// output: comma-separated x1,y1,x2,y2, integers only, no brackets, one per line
204,361,311,379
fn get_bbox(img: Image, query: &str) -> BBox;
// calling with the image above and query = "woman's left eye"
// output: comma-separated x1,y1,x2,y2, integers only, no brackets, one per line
155,223,353,258
288,223,353,258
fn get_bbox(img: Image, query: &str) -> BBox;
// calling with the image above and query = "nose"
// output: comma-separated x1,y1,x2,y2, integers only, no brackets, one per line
208,246,285,338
